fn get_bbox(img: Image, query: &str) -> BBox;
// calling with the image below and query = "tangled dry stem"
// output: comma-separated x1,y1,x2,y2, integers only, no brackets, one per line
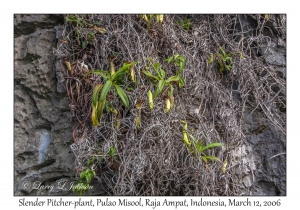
56,14,286,196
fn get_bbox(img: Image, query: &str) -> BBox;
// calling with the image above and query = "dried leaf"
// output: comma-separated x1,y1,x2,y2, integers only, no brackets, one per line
141,14,148,22
130,66,135,82
156,14,164,23
148,90,154,110
165,97,171,113
91,104,99,126
116,112,121,130
202,156,221,162
136,100,142,109
65,60,72,73
135,115,141,130
222,160,228,173
170,95,175,109
109,107,118,115
183,132,191,146
110,61,115,76
93,26,106,34
181,120,188,131
264,14,269,21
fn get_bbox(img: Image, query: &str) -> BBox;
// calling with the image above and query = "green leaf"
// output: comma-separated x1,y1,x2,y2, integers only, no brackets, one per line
105,100,111,113
92,169,96,176
87,157,95,167
112,62,137,83
82,40,87,49
220,47,226,56
181,120,188,131
105,100,118,114
108,146,117,157
86,70,110,81
117,62,137,72
201,155,221,162
179,61,184,72
201,156,207,163
201,142,223,152
92,84,103,106
99,80,112,102
97,99,106,119
178,77,185,88
112,70,126,81
225,56,232,62
114,85,129,107
165,76,180,84
80,171,87,179
219,65,224,72
179,19,192,30
112,72,126,84
87,32,95,43
225,65,232,70
208,54,214,64
159,69,166,80
177,55,185,63
240,53,244,59
82,169,95,182
195,143,204,154
143,70,160,81
153,80,165,99
187,132,196,142
164,56,173,63
169,84,174,97
65,15,81,25
126,87,134,91
151,62,162,77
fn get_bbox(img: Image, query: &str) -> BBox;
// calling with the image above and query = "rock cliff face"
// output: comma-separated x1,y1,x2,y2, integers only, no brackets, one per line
238,15,286,195
14,14,286,196
14,14,104,195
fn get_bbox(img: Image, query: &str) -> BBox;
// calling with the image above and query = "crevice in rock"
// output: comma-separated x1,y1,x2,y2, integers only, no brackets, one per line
32,158,56,171
14,14,64,38
14,80,54,128
17,158,56,174
15,52,41,63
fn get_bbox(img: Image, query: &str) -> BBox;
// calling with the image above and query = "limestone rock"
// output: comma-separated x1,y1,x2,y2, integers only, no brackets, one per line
14,14,81,196
14,14,64,38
